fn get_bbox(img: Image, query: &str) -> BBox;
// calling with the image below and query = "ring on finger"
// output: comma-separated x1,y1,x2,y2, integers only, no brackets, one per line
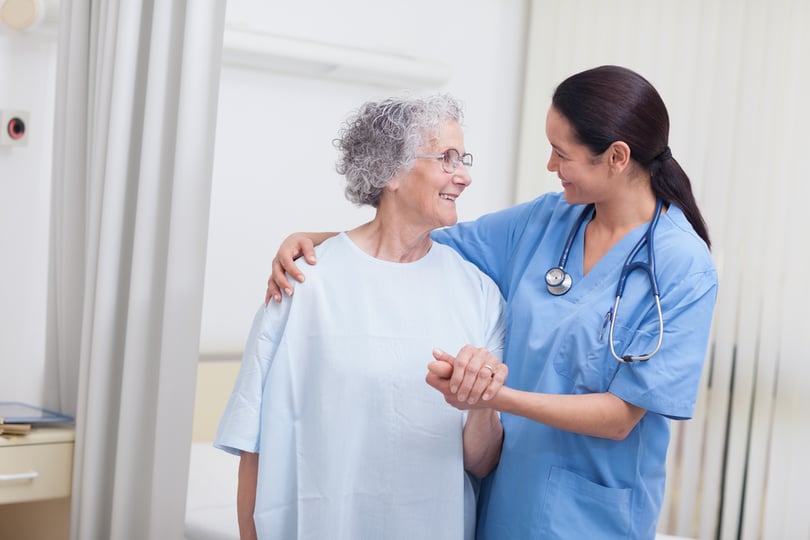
482,364,495,377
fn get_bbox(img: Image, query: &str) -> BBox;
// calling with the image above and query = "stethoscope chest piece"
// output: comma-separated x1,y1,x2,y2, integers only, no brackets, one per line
544,204,593,296
545,267,572,296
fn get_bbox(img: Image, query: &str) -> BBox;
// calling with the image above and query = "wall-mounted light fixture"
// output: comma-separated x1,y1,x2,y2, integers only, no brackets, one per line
222,26,450,90
0,0,44,31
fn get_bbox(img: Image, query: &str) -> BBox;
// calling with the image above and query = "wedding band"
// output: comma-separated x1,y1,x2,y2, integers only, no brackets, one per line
483,364,495,375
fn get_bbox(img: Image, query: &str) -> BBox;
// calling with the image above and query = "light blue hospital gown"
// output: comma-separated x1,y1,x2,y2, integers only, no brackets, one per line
432,191,718,540
215,232,505,540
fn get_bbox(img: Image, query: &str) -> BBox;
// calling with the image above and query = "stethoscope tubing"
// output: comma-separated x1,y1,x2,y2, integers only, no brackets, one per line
546,199,665,362
558,204,594,270
609,198,664,362
609,292,663,363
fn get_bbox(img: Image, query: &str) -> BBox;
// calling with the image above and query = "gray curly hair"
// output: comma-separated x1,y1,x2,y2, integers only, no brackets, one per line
335,94,464,207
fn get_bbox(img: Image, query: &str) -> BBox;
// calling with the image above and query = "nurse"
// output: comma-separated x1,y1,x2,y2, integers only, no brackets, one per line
265,65,718,539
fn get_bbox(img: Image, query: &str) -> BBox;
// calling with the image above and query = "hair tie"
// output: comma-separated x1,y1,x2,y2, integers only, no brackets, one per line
655,146,672,162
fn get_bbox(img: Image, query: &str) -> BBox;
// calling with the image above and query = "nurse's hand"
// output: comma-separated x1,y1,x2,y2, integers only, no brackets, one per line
426,346,507,407
264,234,318,304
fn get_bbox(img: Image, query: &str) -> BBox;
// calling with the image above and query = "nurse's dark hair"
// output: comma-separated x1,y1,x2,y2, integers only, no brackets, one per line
335,94,463,208
552,65,711,248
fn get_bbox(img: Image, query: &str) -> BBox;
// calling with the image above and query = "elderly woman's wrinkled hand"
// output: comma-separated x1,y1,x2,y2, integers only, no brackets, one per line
426,346,507,408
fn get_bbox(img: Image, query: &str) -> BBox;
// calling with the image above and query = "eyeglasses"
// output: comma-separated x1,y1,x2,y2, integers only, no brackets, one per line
415,148,474,173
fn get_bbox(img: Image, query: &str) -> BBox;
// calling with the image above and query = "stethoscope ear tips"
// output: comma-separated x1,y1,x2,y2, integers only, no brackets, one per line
545,267,572,296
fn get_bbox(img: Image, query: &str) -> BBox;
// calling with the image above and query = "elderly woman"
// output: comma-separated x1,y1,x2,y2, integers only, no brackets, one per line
214,95,506,540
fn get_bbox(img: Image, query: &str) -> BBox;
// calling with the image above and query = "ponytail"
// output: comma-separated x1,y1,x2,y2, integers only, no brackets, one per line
648,154,711,248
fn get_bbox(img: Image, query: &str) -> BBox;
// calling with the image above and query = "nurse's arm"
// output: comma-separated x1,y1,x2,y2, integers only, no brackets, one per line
265,232,338,304
238,451,259,540
488,389,646,441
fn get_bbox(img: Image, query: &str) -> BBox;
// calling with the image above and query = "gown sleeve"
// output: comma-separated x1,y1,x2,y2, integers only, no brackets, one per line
213,298,293,455
482,276,507,361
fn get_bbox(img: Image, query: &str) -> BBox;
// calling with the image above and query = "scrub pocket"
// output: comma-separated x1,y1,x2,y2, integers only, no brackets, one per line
555,321,636,393
538,466,632,538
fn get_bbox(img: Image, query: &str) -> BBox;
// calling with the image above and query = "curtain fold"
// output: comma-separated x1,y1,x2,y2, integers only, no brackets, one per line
45,0,226,538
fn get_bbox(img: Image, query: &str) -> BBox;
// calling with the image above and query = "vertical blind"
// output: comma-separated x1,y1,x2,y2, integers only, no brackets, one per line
516,1,810,538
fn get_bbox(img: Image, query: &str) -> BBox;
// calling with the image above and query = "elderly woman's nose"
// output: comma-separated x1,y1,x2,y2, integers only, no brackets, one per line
453,168,472,186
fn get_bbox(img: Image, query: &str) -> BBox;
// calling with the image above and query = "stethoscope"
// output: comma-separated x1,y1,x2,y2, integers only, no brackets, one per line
545,199,665,363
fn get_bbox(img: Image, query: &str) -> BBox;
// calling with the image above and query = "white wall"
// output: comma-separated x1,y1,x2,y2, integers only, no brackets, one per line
0,2,528,401
199,0,528,353
0,21,58,403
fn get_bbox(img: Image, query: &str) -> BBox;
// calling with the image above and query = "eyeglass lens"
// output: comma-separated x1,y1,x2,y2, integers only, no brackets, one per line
441,149,473,173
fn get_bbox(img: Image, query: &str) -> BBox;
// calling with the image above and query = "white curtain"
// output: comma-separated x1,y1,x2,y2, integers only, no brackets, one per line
518,1,810,538
44,0,226,538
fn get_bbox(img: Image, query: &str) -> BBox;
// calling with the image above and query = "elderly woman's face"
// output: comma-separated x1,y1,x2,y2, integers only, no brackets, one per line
393,120,472,231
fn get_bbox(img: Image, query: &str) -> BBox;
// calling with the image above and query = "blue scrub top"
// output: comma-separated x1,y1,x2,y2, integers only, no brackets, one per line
432,192,717,540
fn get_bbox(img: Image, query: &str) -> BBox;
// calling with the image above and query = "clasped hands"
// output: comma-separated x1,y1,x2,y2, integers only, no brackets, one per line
426,345,507,409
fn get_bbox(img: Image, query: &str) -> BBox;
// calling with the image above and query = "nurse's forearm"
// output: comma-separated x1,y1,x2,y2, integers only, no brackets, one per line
489,387,645,440
462,408,503,478
266,231,339,303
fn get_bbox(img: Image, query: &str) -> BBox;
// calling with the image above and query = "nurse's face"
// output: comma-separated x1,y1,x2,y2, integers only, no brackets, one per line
545,106,611,205
392,120,472,231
